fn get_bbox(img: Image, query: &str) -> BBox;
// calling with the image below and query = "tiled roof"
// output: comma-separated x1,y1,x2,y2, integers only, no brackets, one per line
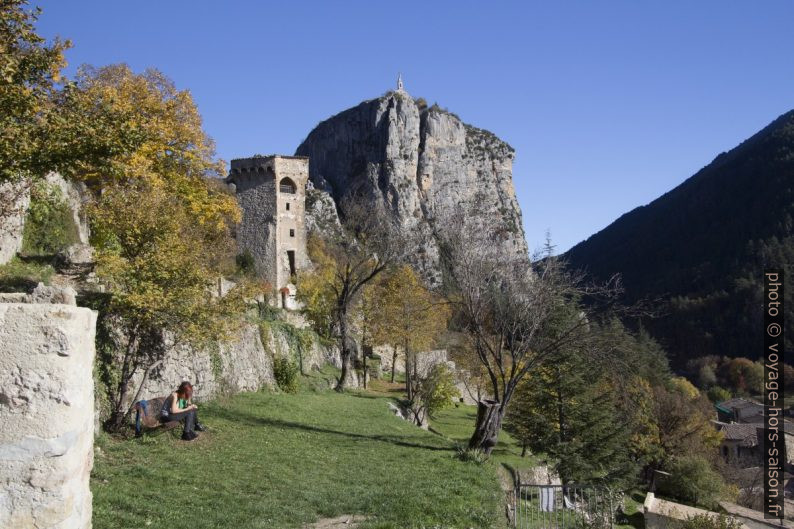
717,422,758,446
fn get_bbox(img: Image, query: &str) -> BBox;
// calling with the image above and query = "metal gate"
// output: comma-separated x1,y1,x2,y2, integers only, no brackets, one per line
513,484,616,529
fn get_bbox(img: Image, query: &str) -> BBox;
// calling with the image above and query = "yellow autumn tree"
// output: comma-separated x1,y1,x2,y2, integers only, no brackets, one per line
366,265,450,397
0,1,68,184
53,65,239,230
297,235,338,339
65,65,253,430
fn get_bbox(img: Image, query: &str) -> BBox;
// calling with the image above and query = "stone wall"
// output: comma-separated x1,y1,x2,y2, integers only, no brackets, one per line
124,320,342,407
227,155,310,309
0,180,30,265
643,493,748,529
0,301,97,529
228,158,278,288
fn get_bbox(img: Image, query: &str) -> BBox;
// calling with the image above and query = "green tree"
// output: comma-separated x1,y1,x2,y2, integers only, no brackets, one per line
298,199,409,390
407,363,460,427
0,1,69,185
657,455,732,510
722,358,763,396
706,386,731,403
646,383,723,482
365,265,449,396
21,179,79,255
505,348,636,488
70,66,249,430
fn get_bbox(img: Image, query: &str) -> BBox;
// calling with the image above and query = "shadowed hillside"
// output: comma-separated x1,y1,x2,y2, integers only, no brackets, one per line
565,110,794,366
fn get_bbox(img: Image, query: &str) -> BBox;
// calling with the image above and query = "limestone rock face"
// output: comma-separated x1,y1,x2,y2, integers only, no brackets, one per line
0,302,97,529
45,173,90,245
305,188,342,239
0,181,30,265
296,92,528,284
55,244,95,277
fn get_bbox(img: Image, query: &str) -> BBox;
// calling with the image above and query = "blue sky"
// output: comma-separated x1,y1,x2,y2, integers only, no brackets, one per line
34,1,794,253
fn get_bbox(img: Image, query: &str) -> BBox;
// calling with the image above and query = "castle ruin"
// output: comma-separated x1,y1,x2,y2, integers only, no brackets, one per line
227,155,309,309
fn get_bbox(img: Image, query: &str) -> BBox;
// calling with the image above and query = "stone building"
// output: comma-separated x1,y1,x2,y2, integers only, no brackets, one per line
227,155,309,309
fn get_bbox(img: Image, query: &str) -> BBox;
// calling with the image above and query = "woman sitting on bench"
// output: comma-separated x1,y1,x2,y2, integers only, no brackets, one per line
160,381,205,441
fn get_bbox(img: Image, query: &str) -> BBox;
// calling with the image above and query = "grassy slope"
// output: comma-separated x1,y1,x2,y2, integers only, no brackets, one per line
92,385,505,529
429,405,538,474
430,404,645,529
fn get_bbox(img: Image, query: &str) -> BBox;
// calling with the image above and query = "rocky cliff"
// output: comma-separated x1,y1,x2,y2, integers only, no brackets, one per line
296,91,528,284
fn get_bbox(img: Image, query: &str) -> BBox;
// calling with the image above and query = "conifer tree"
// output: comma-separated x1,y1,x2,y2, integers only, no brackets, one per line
505,348,636,488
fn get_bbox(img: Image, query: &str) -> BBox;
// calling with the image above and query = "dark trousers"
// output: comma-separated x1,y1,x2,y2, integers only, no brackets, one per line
161,409,196,434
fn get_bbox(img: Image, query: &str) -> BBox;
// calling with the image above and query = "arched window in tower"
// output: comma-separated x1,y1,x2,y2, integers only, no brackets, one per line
279,177,296,194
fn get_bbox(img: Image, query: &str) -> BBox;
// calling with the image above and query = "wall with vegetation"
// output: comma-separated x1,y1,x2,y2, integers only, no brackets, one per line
96,318,343,423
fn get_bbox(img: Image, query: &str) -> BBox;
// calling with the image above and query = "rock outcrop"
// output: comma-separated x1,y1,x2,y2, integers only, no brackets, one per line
0,180,30,265
297,91,528,284
0,300,97,529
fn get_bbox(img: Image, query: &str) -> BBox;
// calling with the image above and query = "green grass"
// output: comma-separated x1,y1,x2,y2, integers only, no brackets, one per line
92,388,506,529
430,406,646,529
616,490,646,528
430,405,539,474
0,255,54,292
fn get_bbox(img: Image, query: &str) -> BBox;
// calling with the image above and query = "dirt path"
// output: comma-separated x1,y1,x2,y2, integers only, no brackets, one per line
305,515,369,528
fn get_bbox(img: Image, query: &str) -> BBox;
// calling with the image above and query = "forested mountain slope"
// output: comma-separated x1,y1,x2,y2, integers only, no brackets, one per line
565,110,794,366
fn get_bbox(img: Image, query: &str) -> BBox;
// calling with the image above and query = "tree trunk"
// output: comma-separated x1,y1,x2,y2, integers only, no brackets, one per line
336,348,351,392
110,376,133,431
405,350,412,400
335,312,357,391
390,345,398,383
109,332,139,431
468,399,504,455
298,343,305,376
362,349,368,389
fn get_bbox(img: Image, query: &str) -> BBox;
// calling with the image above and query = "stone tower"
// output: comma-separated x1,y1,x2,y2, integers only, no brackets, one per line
227,155,309,309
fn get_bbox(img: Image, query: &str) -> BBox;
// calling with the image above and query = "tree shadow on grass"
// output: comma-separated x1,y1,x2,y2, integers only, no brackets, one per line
209,406,453,453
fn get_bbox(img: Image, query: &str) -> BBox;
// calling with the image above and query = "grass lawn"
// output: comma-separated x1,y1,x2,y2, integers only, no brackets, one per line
429,405,538,475
92,384,507,529
429,405,646,529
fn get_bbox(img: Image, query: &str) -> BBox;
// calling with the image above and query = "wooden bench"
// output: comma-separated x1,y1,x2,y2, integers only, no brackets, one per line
133,397,181,437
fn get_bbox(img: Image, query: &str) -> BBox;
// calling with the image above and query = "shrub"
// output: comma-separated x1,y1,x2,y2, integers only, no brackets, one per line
22,180,79,255
235,250,256,277
455,444,488,464
273,357,299,394
707,386,731,403
419,364,461,418
657,455,729,510
679,514,743,529
0,256,54,292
